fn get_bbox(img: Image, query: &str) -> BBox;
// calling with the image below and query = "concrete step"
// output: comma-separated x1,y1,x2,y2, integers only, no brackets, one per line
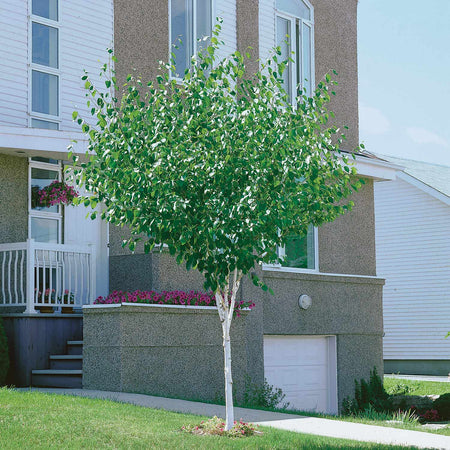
49,355,83,370
31,370,82,388
67,341,83,355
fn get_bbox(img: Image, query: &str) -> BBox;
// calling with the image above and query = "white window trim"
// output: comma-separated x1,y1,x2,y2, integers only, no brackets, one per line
28,0,61,127
275,0,315,102
28,158,63,244
263,226,319,274
168,0,216,83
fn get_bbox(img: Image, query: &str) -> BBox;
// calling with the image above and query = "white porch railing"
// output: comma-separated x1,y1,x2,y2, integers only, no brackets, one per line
0,239,96,313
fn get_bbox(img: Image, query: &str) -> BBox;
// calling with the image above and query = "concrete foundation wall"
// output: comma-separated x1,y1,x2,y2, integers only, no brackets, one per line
83,305,263,403
384,360,450,377
0,154,28,244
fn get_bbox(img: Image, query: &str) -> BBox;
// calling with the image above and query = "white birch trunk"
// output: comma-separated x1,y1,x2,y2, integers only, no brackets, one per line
215,268,242,431
222,315,234,430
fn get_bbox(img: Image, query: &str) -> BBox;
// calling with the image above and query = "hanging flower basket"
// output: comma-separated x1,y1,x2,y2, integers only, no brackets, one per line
32,181,79,208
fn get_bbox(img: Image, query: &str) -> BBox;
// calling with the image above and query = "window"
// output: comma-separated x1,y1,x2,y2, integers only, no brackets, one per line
273,1,317,271
29,158,62,243
169,0,213,79
30,0,60,130
276,0,314,102
278,225,317,270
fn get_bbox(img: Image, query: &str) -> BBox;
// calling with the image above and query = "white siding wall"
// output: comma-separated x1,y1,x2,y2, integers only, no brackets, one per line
259,0,276,63
60,0,114,131
0,1,29,127
0,0,113,131
216,0,236,61
375,177,450,360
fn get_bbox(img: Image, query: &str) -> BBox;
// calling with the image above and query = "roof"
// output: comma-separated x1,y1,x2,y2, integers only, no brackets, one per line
374,153,450,199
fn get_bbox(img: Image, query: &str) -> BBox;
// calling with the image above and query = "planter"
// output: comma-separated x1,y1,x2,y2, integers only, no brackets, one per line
82,303,262,403
61,306,74,314
36,306,54,314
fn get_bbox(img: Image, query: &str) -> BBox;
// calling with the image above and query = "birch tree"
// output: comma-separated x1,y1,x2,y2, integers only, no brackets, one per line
72,27,361,430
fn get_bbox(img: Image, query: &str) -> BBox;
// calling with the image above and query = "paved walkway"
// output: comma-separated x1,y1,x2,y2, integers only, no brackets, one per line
385,374,450,383
21,388,450,449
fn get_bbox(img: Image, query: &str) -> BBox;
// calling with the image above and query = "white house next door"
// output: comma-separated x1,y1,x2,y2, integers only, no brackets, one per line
263,335,338,414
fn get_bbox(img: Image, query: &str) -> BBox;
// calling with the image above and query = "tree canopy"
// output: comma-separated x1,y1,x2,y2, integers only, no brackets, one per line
72,27,361,292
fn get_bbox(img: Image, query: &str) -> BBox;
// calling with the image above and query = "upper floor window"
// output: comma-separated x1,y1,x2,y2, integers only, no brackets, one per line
274,1,316,272
32,0,58,21
169,0,213,79
30,0,60,130
276,0,314,102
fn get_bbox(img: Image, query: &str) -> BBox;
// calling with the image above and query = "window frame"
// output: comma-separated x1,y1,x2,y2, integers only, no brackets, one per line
28,0,61,129
267,0,317,273
275,0,315,104
168,0,216,83
28,158,62,244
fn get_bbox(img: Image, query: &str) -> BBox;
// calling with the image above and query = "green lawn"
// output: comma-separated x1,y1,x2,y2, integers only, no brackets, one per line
384,377,450,396
0,389,418,449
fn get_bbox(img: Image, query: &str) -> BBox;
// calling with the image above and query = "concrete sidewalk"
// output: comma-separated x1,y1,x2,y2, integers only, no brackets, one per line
385,374,450,383
20,388,450,449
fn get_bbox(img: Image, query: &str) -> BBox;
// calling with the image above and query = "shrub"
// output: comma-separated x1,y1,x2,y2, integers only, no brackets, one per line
182,416,260,438
243,377,290,410
342,367,393,414
433,393,450,420
419,409,440,422
386,382,416,396
95,290,255,317
0,318,9,385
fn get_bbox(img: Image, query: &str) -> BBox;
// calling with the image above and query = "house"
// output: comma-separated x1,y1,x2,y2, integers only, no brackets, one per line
374,155,450,376
0,0,113,386
0,0,398,413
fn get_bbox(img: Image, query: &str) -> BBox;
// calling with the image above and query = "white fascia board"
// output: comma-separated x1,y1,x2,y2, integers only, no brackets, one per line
397,171,450,206
0,126,89,160
346,154,402,181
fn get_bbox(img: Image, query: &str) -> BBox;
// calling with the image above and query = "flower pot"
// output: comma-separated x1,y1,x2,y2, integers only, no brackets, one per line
61,306,74,314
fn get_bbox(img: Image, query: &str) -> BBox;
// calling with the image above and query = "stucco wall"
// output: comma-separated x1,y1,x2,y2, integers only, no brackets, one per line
83,305,263,402
319,178,376,276
113,0,358,148
0,154,28,244
312,0,359,151
114,0,168,85
256,270,384,405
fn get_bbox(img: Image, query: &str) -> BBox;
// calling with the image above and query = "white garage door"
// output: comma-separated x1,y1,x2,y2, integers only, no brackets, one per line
264,335,338,414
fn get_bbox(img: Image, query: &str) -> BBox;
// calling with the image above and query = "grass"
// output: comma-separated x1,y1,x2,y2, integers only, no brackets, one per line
384,377,450,396
0,389,420,449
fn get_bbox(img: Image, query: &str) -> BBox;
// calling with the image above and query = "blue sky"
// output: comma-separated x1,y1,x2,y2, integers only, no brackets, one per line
358,1,450,166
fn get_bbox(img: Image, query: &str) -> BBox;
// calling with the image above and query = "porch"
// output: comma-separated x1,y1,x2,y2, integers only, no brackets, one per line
0,238,96,314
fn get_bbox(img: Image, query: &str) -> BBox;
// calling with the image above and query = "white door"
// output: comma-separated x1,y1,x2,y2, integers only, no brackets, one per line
264,335,338,414
64,170,109,300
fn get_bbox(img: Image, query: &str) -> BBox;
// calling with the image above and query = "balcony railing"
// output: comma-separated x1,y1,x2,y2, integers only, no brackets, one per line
0,239,96,313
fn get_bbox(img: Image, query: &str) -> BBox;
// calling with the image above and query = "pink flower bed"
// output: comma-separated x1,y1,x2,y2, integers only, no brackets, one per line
94,290,255,316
